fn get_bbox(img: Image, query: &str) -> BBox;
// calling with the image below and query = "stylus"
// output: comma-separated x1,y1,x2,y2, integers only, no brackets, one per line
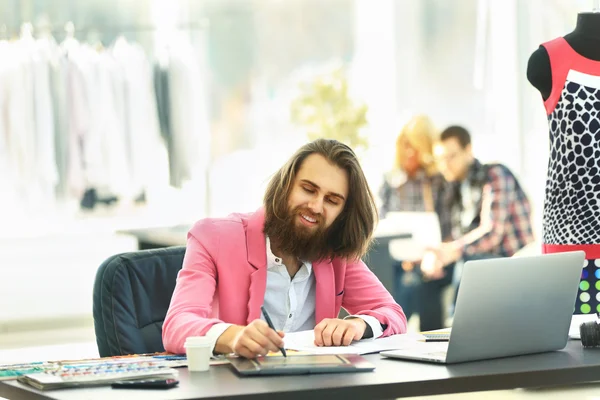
261,306,287,357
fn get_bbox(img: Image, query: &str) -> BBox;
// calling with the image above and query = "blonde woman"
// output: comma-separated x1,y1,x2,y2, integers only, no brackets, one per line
379,115,450,331
380,115,443,217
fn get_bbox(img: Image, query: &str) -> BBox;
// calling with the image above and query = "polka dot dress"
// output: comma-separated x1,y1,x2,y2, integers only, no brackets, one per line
541,38,600,315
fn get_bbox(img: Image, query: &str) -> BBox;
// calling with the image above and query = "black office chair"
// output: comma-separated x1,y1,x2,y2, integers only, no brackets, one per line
93,246,186,357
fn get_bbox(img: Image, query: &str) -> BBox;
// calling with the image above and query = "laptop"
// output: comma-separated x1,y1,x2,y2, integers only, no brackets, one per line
381,251,585,364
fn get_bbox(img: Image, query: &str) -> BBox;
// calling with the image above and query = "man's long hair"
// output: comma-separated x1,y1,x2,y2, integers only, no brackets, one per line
263,139,378,261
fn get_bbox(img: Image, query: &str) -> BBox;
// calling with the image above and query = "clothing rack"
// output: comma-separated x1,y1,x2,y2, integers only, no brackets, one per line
0,21,208,39
0,20,210,213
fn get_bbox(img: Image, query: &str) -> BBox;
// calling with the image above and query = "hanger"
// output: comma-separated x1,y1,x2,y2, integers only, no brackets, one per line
65,21,75,40
20,22,34,41
61,21,78,51
35,14,53,40
86,28,104,51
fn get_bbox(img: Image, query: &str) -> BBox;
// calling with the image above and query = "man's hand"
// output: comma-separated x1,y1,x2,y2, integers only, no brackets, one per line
421,250,445,280
216,320,284,359
422,241,463,280
314,318,367,346
438,242,463,264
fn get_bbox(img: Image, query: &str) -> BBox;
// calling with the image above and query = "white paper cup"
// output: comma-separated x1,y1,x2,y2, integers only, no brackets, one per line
184,336,212,372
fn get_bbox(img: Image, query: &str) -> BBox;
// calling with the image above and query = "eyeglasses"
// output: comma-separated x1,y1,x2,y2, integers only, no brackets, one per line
434,151,462,164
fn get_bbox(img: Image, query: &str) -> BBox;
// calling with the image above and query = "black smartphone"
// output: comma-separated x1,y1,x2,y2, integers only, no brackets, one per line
111,378,179,390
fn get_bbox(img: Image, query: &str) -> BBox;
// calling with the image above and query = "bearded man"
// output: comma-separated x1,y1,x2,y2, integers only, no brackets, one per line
163,139,407,358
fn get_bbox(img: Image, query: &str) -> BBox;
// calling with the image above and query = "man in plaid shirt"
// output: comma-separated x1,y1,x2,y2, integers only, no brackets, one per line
424,125,535,279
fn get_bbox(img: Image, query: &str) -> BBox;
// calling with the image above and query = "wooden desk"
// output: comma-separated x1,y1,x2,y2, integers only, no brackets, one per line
1,342,599,400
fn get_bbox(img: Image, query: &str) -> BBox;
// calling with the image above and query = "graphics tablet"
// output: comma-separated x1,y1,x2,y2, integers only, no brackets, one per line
228,354,375,376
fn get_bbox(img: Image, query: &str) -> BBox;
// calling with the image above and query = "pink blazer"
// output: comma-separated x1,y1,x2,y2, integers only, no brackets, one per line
162,208,407,354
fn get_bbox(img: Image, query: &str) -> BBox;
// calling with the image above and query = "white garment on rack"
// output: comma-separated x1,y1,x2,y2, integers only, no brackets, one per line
7,41,37,208
98,51,132,198
0,41,15,211
111,37,163,198
64,41,87,199
33,37,59,208
166,39,211,188
47,41,71,200
75,46,103,192
71,45,129,198
0,33,174,215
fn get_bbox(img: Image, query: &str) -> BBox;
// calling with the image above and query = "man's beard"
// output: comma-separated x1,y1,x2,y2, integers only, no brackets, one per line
263,206,334,262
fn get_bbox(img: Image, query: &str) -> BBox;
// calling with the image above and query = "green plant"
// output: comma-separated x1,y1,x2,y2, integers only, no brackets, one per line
290,67,369,151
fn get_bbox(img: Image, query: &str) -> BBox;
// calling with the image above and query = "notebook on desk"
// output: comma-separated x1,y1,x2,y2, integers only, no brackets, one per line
381,251,585,364
420,328,451,342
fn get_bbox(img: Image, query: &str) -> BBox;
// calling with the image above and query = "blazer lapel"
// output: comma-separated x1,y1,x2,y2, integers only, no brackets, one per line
246,208,267,323
313,259,335,323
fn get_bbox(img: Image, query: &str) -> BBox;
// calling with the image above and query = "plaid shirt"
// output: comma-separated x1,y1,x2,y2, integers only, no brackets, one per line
379,169,445,216
440,160,535,257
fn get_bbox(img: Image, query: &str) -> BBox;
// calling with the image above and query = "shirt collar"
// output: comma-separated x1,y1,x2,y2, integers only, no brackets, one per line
265,236,313,274
465,158,484,185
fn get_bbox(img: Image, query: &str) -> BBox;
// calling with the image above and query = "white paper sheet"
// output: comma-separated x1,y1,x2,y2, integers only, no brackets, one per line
283,330,426,355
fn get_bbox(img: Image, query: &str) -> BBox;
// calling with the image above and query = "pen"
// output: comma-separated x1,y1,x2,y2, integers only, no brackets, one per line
260,305,287,357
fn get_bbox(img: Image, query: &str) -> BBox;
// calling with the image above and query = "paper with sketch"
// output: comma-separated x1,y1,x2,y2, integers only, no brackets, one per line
283,330,426,355
569,314,598,339
378,212,441,262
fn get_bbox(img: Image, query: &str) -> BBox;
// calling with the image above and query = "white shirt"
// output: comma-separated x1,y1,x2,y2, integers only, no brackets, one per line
262,237,317,332
460,179,479,231
205,237,383,352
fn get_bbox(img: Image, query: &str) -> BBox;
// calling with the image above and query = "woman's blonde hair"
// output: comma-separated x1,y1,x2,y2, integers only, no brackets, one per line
394,115,438,176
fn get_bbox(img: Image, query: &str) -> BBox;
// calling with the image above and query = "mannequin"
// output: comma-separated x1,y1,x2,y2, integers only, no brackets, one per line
527,12,600,99
527,10,600,315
